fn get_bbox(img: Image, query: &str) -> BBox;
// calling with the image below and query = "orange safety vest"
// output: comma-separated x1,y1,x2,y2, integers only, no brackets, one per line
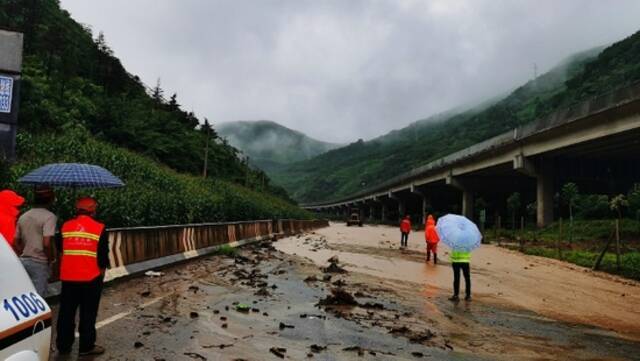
60,215,105,282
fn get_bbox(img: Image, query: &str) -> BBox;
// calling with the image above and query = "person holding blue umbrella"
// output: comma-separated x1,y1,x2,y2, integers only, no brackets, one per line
436,214,482,302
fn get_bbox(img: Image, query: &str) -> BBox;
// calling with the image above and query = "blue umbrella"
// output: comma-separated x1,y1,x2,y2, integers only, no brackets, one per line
435,214,482,252
18,163,125,188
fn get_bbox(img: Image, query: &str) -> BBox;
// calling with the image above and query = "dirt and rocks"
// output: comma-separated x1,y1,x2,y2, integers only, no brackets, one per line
49,224,640,360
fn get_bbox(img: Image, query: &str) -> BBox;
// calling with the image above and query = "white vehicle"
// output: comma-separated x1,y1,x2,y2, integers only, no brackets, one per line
0,235,51,361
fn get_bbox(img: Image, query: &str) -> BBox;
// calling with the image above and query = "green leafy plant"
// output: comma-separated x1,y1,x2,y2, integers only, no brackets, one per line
507,192,521,230
610,194,629,220
561,183,579,222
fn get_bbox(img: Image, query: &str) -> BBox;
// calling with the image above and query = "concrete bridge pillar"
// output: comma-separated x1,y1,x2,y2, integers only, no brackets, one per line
536,162,554,228
389,192,405,218
380,198,389,223
446,173,475,220
514,155,554,228
369,202,376,221
410,184,428,224
462,191,475,220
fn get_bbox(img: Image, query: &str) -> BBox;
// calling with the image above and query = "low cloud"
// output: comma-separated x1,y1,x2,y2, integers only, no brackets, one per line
60,0,640,142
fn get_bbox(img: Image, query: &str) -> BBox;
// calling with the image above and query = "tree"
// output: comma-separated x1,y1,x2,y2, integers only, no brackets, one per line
561,183,579,222
151,78,164,103
628,184,640,222
95,31,113,56
610,194,628,220
507,192,521,230
168,93,180,112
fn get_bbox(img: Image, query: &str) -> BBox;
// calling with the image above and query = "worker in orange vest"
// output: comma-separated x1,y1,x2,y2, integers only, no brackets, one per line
0,189,25,250
399,215,411,248
424,214,440,264
56,197,109,357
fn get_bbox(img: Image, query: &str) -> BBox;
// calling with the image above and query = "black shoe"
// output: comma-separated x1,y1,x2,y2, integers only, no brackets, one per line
448,295,460,302
464,295,471,301
57,349,71,355
433,254,438,264
79,345,105,356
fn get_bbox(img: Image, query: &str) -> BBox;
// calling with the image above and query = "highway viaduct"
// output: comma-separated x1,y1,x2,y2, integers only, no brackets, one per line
303,82,640,229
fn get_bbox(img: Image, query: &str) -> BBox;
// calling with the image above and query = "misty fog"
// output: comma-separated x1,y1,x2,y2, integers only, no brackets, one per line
60,0,640,142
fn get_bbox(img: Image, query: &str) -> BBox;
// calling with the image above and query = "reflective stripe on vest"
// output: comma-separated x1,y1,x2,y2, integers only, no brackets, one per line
61,231,100,241
450,250,471,263
60,215,105,282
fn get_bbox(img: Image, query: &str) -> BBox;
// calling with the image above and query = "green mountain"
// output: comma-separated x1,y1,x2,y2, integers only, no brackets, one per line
271,35,640,204
217,120,341,173
0,0,305,225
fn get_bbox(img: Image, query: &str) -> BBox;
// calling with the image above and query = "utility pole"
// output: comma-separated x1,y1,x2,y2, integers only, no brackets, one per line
202,120,210,179
245,156,250,187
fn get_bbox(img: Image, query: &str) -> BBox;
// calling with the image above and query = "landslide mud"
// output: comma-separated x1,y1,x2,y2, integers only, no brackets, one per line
48,224,640,360
277,223,640,342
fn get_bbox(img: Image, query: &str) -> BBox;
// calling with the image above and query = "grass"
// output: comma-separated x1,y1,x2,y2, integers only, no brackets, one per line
485,219,640,280
214,244,238,257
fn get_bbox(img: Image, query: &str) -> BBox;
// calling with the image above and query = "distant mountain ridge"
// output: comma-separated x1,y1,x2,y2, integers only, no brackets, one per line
269,38,630,203
217,120,342,172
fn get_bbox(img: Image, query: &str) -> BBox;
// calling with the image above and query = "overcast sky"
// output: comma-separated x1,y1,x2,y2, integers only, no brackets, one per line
60,0,640,143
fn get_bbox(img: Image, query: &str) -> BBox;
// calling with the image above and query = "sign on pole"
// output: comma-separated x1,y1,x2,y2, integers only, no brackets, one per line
0,76,14,114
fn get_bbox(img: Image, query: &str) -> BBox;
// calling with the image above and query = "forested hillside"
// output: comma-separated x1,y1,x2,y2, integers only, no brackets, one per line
273,32,640,203
0,0,290,198
0,0,306,225
1,127,309,226
217,120,341,173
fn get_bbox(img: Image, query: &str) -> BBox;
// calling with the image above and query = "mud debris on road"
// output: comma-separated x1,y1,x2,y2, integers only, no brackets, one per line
49,224,640,360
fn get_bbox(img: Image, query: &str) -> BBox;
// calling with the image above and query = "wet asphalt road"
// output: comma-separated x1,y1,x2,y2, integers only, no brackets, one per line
47,234,640,361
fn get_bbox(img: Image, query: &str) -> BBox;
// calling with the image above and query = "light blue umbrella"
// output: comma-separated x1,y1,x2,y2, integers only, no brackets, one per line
18,163,125,188
435,214,482,252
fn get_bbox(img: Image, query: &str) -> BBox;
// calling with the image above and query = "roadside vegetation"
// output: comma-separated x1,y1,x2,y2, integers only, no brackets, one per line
0,127,311,228
0,0,310,226
485,184,640,280
0,0,292,199
214,244,238,257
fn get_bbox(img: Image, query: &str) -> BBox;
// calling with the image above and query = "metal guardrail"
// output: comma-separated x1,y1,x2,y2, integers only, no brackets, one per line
48,218,329,282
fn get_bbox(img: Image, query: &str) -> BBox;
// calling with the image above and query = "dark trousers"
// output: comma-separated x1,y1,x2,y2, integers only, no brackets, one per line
452,262,471,297
56,276,104,353
400,232,409,247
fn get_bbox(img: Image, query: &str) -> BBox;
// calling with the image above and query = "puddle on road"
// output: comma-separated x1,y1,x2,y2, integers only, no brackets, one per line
276,236,453,290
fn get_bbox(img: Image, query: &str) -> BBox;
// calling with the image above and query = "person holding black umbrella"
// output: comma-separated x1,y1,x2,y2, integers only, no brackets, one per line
56,197,109,356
